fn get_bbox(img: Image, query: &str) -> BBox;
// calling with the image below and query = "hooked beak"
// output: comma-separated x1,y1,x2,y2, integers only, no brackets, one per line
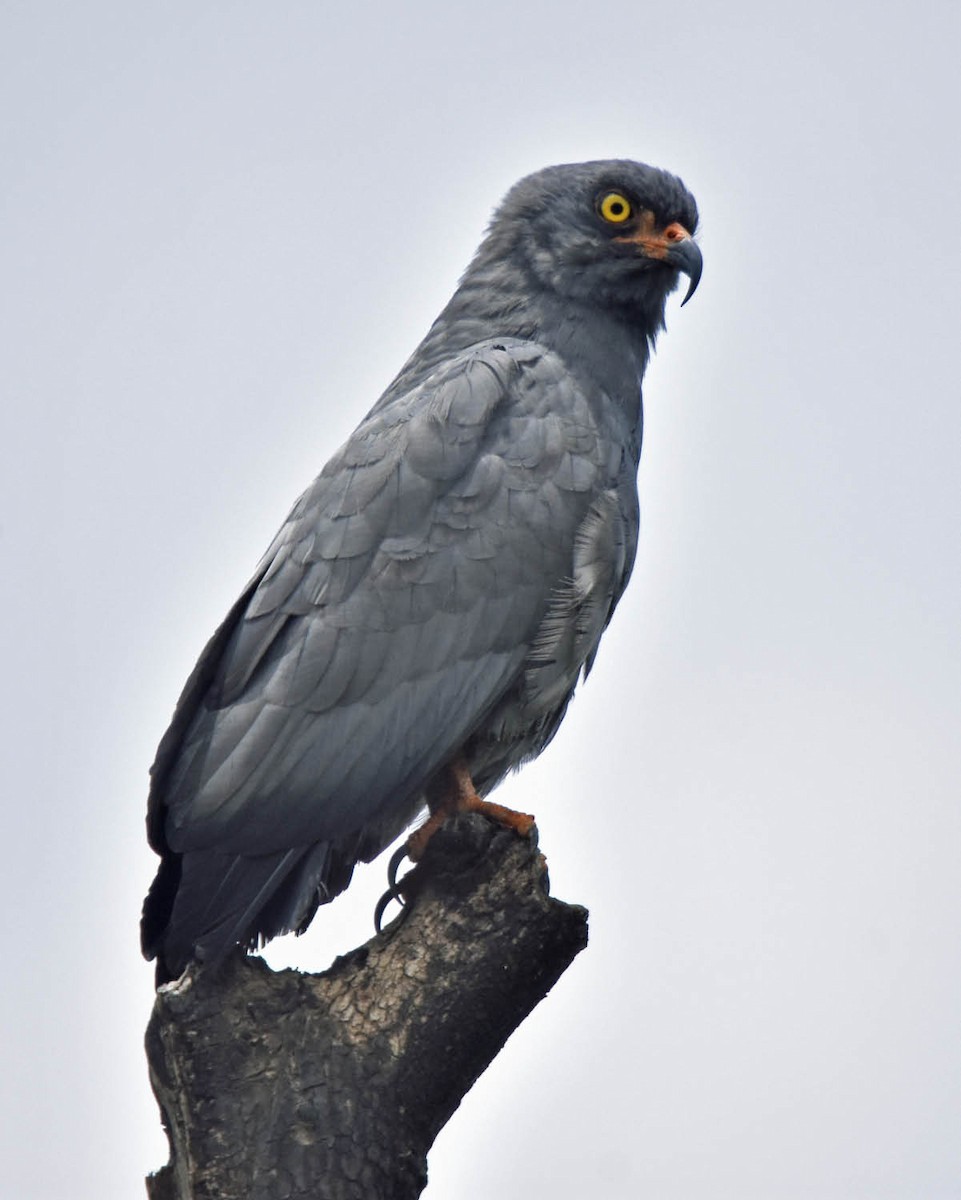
615,215,703,305
665,233,702,306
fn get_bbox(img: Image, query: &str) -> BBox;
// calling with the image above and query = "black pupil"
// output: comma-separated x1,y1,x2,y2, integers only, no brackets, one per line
610,200,624,215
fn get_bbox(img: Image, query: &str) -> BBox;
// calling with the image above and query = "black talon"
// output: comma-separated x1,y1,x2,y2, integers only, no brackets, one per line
387,843,410,900
374,843,414,933
374,886,402,933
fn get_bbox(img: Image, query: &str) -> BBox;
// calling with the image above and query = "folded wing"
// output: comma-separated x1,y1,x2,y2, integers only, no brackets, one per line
143,339,619,977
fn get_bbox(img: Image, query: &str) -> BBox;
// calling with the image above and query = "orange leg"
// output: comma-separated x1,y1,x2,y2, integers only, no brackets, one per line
407,757,535,861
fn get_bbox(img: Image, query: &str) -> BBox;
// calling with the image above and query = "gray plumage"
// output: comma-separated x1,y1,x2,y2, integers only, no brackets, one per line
142,159,701,983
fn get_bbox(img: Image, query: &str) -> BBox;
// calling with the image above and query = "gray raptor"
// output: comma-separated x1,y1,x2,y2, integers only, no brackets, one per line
142,159,702,983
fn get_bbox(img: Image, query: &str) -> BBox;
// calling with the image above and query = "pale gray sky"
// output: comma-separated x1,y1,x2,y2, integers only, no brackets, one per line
3,3,960,1198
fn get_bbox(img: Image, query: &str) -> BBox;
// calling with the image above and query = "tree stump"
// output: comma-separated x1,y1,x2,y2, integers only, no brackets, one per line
145,813,589,1199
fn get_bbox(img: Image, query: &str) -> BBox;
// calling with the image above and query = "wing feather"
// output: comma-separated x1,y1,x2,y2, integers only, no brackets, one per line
146,338,624,972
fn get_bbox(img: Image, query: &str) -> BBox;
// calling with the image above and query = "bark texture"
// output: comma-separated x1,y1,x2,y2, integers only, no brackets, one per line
145,814,589,1199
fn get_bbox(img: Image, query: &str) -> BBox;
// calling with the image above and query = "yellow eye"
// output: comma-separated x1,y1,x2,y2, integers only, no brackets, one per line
598,191,632,224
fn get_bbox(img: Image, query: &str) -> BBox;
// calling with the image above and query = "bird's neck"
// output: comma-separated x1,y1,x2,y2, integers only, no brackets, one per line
378,261,658,445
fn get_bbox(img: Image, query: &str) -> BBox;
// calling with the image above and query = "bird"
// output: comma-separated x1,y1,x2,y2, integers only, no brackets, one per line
142,159,701,984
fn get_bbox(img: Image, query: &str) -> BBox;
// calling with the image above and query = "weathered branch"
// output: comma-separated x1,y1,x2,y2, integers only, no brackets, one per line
145,814,589,1199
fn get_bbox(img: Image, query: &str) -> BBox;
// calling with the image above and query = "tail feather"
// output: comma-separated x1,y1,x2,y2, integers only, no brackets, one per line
144,840,351,984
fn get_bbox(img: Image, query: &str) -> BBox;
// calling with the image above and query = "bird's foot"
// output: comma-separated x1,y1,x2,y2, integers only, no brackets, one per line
410,755,535,860
373,757,535,933
406,793,535,861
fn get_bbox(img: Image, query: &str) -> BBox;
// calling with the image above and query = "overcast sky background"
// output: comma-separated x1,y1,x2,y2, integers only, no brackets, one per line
3,3,960,1198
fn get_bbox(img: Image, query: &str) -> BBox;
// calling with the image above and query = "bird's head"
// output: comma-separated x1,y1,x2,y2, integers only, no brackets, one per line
479,159,701,331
